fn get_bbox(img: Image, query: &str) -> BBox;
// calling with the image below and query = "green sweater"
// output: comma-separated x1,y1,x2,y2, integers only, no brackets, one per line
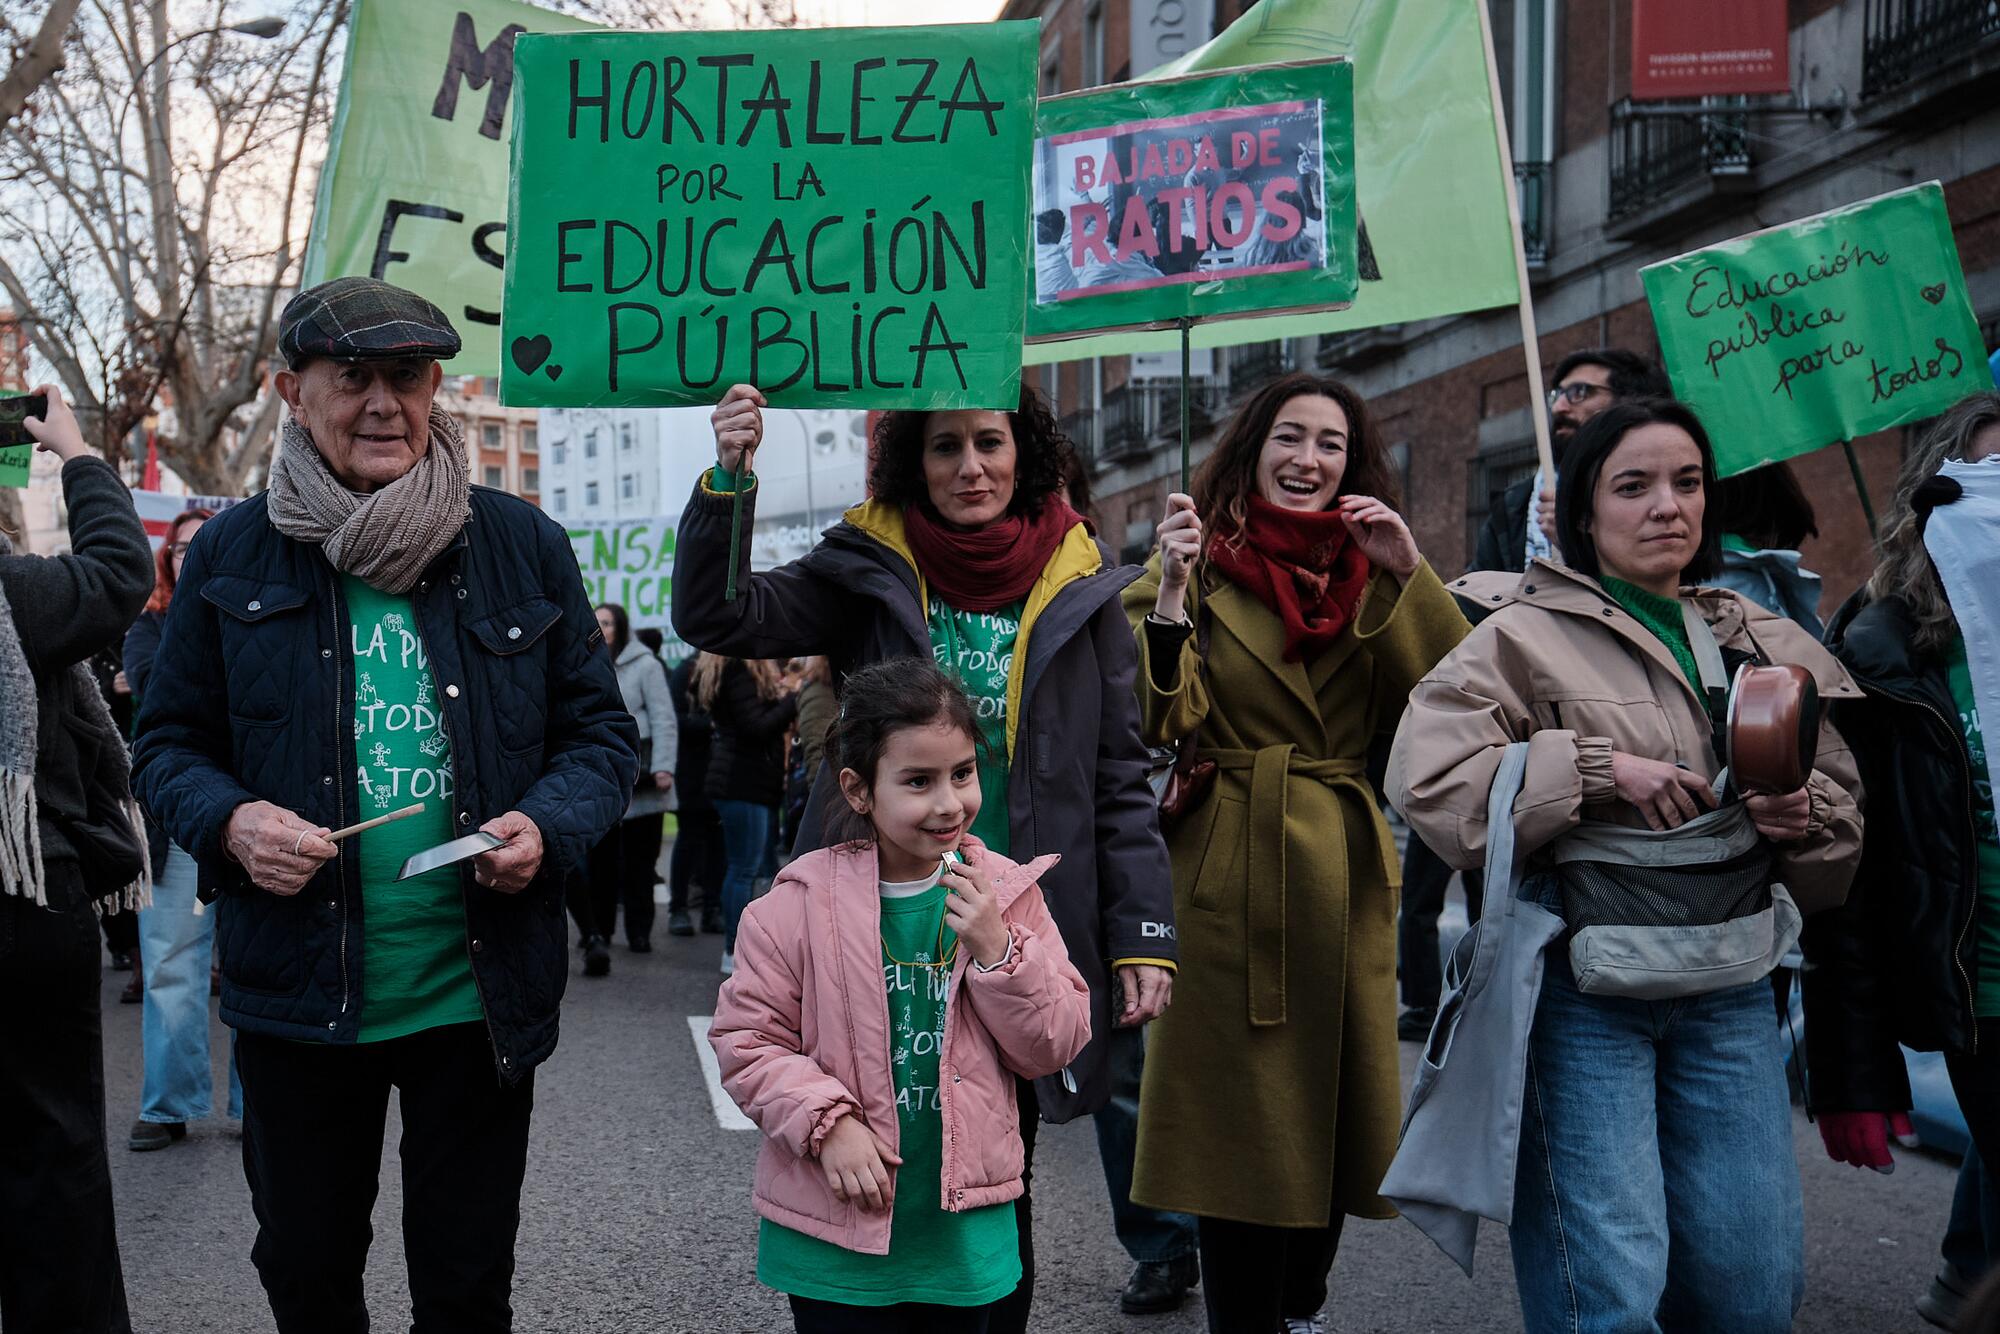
1601,575,1702,695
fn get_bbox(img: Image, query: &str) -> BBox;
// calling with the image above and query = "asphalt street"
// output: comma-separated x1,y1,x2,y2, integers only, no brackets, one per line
101,884,1967,1333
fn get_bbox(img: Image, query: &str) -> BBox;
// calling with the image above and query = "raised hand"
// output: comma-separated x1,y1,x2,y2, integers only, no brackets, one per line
711,383,767,476
1336,495,1419,581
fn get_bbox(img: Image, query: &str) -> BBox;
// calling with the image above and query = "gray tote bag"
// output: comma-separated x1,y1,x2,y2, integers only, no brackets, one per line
1380,742,1565,1276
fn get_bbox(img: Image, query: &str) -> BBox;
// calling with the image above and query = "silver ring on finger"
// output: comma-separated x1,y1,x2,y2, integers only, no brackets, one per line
292,829,309,856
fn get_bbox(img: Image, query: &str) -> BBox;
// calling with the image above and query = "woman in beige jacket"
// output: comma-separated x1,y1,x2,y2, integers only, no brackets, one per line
1387,398,1862,1334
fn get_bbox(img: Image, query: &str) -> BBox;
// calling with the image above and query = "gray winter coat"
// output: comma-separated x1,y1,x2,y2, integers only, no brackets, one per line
672,477,1177,1124
614,640,677,818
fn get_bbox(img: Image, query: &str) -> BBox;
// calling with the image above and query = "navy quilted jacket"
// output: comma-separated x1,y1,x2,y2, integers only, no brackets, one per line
130,488,639,1080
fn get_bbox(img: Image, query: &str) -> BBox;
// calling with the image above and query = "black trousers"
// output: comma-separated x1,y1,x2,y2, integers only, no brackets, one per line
236,1021,536,1334
1196,1206,1345,1333
985,1077,1041,1334
1397,831,1483,1011
789,1294,993,1332
0,863,131,1333
1948,1018,2000,1197
670,801,726,915
568,817,663,944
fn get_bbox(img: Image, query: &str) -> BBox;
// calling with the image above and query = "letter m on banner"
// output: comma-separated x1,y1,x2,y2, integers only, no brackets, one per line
433,12,528,140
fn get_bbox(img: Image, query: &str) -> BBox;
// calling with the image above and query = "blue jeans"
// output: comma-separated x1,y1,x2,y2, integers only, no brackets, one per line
138,843,241,1123
1093,1025,1196,1264
1942,1144,1999,1282
716,800,774,953
1511,955,1803,1333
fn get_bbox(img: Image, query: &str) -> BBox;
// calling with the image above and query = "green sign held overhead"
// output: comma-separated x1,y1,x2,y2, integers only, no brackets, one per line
1027,60,1357,343
302,0,597,376
500,24,1038,411
1641,182,1986,477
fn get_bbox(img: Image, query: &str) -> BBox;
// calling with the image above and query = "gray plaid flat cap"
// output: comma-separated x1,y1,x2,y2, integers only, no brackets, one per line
278,276,461,370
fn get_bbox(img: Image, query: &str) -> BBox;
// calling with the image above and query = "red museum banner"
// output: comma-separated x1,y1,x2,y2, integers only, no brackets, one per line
1631,0,1791,101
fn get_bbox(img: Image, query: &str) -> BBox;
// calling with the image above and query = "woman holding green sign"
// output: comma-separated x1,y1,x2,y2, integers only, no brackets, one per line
672,382,1180,1330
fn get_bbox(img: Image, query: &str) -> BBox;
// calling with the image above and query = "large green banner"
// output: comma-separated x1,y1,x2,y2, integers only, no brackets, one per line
499,24,1038,410
567,516,685,648
301,0,596,376
1027,61,1356,343
1026,0,1517,364
1641,182,1986,477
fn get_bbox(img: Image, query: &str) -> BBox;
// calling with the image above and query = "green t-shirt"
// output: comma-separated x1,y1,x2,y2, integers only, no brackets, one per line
757,876,1020,1306
1602,575,1702,695
343,575,484,1043
927,597,1024,858
1945,637,2000,1018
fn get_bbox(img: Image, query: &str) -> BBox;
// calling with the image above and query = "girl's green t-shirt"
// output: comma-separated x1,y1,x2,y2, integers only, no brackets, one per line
342,575,484,1043
757,878,1020,1307
926,597,1025,858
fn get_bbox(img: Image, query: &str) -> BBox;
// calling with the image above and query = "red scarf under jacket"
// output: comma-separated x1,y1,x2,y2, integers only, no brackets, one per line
902,497,1084,613
1207,496,1372,662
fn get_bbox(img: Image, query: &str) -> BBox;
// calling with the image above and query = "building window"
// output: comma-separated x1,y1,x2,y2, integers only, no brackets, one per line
1496,0,1557,265
585,481,599,507
1041,55,1060,96
522,467,539,492
552,442,566,466
620,423,634,451
1084,0,1105,87
553,487,567,513
482,465,503,488
482,424,502,450
521,427,538,454
584,430,598,460
620,473,636,500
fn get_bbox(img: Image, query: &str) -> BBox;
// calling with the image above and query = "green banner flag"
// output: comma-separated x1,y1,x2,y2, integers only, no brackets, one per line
1641,182,1986,477
567,516,685,645
498,24,1038,411
301,0,596,377
1027,61,1356,343
1025,0,1517,364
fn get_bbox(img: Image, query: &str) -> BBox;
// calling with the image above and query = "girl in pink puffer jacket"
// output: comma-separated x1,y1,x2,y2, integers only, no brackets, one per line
711,658,1091,1333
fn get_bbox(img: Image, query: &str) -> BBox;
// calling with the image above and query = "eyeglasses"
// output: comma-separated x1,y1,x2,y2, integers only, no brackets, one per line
1546,382,1609,408
167,542,192,557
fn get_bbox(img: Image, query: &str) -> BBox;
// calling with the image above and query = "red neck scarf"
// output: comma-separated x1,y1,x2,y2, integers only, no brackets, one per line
902,497,1083,612
1207,496,1372,662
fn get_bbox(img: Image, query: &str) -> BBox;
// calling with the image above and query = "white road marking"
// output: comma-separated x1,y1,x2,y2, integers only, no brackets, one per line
688,1016,756,1131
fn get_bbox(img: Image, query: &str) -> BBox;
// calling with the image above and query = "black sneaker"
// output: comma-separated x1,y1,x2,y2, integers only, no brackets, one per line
700,905,724,935
582,934,612,977
1120,1254,1200,1315
667,910,695,937
1397,1006,1437,1042
128,1120,187,1152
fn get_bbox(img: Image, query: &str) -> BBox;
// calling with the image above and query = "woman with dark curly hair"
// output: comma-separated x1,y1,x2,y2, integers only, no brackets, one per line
673,382,1181,1330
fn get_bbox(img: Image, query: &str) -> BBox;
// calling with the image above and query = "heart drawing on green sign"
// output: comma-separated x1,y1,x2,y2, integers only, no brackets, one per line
1922,283,1947,304
512,334,553,375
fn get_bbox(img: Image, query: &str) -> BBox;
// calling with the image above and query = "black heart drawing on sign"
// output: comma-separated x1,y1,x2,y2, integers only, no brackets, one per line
546,365,563,381
1922,284,1947,305
511,334,552,375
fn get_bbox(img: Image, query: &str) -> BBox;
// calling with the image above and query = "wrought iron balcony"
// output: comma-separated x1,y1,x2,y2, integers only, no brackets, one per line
1100,384,1153,460
1059,408,1098,465
1864,0,2000,98
1608,98,1750,223
1226,340,1292,394
1515,160,1553,267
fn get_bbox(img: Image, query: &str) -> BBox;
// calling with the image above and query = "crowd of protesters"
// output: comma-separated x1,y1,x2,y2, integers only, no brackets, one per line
6,270,2000,1334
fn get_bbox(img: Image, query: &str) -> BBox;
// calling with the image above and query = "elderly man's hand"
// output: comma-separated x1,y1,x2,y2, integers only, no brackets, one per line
225,800,336,896
473,811,543,892
1115,964,1174,1026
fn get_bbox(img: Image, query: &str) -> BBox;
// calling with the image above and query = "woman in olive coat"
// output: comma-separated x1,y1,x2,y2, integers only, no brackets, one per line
1123,372,1469,1334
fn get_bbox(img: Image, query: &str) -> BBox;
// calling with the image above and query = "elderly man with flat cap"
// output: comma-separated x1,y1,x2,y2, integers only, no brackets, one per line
132,277,638,1333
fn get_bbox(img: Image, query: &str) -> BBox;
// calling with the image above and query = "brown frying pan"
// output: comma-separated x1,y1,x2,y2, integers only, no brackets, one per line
1727,663,1820,795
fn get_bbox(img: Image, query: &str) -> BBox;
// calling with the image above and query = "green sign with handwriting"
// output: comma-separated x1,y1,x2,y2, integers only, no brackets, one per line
499,23,1037,410
1642,182,1985,477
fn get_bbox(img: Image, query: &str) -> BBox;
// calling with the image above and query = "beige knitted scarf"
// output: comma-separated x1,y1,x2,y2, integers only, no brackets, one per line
267,405,471,593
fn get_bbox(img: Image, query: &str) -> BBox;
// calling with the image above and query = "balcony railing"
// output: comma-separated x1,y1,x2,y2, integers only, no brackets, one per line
1100,384,1151,459
1226,340,1293,394
1515,160,1553,267
1864,0,2000,97
1608,98,1749,222
1059,408,1098,464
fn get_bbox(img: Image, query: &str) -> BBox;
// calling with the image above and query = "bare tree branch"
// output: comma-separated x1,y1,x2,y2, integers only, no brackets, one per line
0,0,83,135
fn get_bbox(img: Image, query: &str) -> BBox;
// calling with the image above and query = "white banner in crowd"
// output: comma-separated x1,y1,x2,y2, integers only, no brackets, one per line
131,488,243,550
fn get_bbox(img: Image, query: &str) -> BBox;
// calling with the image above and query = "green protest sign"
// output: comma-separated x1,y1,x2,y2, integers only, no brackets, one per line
301,0,597,376
568,516,684,647
0,447,28,489
1027,61,1356,343
500,24,1038,411
1641,182,1986,477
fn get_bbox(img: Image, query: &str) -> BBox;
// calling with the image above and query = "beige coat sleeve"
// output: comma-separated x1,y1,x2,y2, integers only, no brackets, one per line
1385,612,1618,871
1122,556,1209,750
